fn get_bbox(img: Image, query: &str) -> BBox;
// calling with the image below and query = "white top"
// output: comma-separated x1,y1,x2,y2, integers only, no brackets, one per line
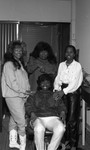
54,60,83,95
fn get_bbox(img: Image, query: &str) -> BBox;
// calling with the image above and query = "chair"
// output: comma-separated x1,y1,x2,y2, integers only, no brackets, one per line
81,99,86,146
78,98,86,146
25,118,53,150
79,86,86,146
77,86,86,146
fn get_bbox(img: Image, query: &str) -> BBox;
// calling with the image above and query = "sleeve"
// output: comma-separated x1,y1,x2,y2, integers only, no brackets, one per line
63,63,83,95
4,62,23,94
53,63,62,91
25,95,36,117
27,56,39,74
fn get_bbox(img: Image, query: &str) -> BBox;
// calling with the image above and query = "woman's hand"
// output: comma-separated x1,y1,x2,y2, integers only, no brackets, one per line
23,90,31,101
29,91,36,95
53,90,64,100
31,112,37,122
30,112,37,129
60,111,66,125
59,90,64,98
53,91,59,100
25,90,31,95
36,59,45,73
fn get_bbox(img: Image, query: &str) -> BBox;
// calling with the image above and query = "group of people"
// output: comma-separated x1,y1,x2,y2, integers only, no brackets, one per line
1,40,83,150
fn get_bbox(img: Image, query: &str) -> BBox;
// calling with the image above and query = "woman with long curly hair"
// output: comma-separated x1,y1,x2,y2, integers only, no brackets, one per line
27,41,57,91
1,40,30,150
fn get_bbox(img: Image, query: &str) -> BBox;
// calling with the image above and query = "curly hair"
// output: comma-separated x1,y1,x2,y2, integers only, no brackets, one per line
30,41,57,64
4,40,25,69
21,41,27,55
37,73,54,91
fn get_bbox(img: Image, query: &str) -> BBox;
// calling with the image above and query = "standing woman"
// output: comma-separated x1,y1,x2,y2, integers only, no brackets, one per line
1,41,30,150
27,41,57,91
53,45,83,150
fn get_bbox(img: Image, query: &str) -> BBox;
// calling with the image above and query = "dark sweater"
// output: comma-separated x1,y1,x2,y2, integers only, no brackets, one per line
25,91,66,117
25,90,67,118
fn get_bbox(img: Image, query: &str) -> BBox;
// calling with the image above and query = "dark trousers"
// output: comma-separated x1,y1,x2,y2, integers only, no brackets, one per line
62,88,80,147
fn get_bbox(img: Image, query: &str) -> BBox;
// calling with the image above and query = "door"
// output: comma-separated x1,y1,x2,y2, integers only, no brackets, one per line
19,22,70,65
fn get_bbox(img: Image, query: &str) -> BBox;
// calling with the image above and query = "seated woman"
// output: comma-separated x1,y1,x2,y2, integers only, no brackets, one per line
25,73,66,150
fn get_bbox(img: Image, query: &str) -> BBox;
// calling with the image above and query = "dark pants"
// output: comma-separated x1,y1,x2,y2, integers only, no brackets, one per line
62,85,81,147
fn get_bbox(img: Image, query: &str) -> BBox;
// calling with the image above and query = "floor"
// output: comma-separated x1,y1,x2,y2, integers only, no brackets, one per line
0,115,90,150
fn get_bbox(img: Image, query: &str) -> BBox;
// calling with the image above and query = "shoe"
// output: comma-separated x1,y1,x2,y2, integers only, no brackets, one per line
19,134,26,150
9,129,20,149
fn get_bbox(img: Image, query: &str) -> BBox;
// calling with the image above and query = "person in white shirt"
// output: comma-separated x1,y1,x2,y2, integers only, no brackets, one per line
53,45,83,150
1,41,30,150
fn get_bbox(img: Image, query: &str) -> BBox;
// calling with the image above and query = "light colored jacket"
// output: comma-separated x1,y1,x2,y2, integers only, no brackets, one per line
1,61,30,98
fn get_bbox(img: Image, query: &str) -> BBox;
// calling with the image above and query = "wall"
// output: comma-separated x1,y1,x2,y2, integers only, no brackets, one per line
0,0,71,22
76,0,90,73
75,0,90,129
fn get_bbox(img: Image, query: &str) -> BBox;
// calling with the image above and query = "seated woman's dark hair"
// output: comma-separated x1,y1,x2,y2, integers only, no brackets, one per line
37,73,54,91
4,40,25,69
30,41,57,64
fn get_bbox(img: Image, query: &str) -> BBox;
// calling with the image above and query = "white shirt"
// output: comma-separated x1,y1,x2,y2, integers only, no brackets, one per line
54,60,83,95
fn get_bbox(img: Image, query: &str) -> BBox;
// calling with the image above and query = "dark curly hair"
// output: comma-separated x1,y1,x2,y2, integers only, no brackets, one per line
30,41,57,64
4,40,25,69
37,73,54,91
